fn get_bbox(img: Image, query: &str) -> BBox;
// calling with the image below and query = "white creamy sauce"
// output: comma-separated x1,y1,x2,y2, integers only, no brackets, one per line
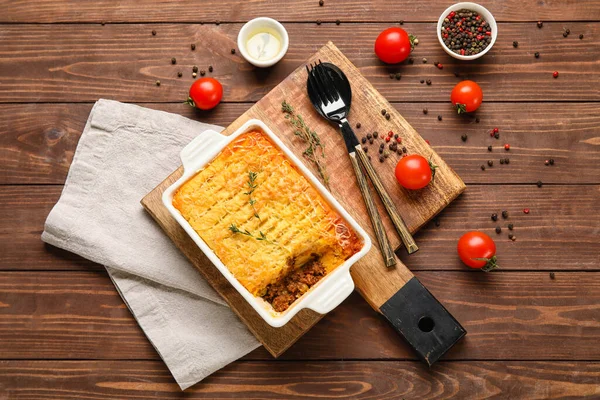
246,31,281,61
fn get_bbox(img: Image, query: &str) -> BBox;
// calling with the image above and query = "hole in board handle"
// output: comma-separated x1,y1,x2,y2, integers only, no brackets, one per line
418,316,435,332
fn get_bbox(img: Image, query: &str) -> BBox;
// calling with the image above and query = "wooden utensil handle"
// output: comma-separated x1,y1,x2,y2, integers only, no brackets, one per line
349,152,396,268
355,146,419,255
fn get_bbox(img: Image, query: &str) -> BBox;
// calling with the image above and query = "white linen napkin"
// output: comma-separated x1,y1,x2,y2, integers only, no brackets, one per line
42,99,260,390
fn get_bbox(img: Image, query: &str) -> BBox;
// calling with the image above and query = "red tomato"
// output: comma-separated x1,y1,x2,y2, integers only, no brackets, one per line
450,80,483,113
375,27,415,64
186,78,223,110
394,154,435,190
457,231,498,272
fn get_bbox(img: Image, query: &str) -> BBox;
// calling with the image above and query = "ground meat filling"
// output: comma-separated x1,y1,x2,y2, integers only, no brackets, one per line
263,259,327,312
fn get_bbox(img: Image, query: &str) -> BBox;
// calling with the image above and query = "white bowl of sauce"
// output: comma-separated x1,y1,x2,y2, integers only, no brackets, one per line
237,17,289,68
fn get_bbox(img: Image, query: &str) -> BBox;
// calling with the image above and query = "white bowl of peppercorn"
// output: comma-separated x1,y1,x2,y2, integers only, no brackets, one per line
437,2,497,60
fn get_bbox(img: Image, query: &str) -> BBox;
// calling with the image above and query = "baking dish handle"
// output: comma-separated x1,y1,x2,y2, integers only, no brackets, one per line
305,272,355,315
180,129,228,172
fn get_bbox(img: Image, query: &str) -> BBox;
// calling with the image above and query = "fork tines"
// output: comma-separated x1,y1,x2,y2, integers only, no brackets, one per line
306,61,340,106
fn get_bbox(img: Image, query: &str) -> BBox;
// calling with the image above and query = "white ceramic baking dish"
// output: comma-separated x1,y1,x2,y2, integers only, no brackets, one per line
162,119,372,328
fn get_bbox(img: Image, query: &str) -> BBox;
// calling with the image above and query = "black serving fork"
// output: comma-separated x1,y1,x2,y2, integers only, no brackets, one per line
306,61,418,263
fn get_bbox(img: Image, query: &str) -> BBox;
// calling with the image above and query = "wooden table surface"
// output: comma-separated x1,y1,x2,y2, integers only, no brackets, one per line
1,1,599,398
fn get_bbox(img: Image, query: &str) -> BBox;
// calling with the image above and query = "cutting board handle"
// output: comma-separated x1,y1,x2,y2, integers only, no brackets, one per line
180,130,228,173
380,277,466,366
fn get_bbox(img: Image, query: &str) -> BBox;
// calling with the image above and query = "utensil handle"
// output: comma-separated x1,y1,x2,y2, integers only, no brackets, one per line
354,146,419,255
348,152,396,268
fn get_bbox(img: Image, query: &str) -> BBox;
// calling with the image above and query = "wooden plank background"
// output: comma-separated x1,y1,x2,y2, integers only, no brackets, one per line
1,0,599,398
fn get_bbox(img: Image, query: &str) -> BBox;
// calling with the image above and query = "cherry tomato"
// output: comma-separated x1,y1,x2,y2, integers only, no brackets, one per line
450,80,483,114
374,27,415,64
394,154,436,190
186,78,223,110
457,231,498,272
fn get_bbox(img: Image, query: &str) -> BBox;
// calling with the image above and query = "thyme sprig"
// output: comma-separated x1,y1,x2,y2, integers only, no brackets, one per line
229,224,275,244
244,171,260,219
281,100,330,189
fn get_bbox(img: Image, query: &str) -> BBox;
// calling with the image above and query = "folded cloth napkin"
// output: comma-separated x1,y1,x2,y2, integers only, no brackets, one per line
42,99,260,390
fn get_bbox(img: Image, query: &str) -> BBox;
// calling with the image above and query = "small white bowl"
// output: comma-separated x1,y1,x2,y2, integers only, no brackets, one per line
437,2,497,60
237,17,289,68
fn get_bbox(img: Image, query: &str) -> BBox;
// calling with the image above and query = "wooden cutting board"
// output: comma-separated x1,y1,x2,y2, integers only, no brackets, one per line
142,42,466,362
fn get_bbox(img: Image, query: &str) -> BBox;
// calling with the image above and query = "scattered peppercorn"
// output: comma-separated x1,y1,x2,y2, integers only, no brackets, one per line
481,165,486,171
537,180,543,188
566,28,570,34
550,272,555,279
420,79,425,84
379,156,384,163
413,38,419,45
508,223,514,230
461,134,468,142
369,138,374,144
356,122,361,129
192,72,197,78
455,72,460,77
385,137,390,142
488,145,493,151
434,218,441,227
316,20,322,25
208,65,213,72
367,133,373,140
500,159,505,164
373,131,379,138
192,66,198,73
231,48,236,54
504,158,510,164
491,213,498,221
494,132,500,139
579,34,584,39
200,70,206,76
422,58,427,63
191,44,196,50
535,52,540,58
408,58,414,64
508,233,514,240
437,63,443,69
171,57,177,65
394,133,399,139
513,41,518,48
544,159,550,166
423,108,428,114
502,210,508,219
152,30,157,36
155,80,160,86
336,19,341,25
101,21,105,26
476,117,480,123
511,235,516,241
379,148,384,154
361,137,367,144
563,31,568,37
504,144,510,151
488,160,493,167
399,20,404,25
395,73,402,80
549,159,555,165
523,208,530,214
402,147,407,153
389,73,395,79
537,21,543,28
437,115,442,121
553,71,559,78
215,20,221,25
381,109,386,116
495,226,502,234
319,0,324,5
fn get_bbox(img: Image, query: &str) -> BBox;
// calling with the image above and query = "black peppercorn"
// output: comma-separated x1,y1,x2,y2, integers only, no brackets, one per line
549,158,555,165
502,210,509,219
101,21,105,26
508,223,514,230
437,115,442,121
579,34,584,39
373,131,378,138
495,226,502,234
408,58,414,64
395,73,401,80
381,109,386,116
535,52,540,58
537,180,543,188
385,113,391,120
402,146,407,153
426,79,432,85
380,143,384,149
336,19,341,25
513,41,518,48
491,213,498,221
494,132,500,139
152,30,157,36
566,28,570,34
500,158,505,164
361,137,367,144
192,72,197,78
394,134,399,139
155,80,161,86
200,70,205,76
231,48,236,54
434,218,440,227
316,20,322,25
422,58,427,63
537,21,543,28
563,31,568,37
545,160,550,166
356,122,361,129
504,158,510,164
369,138,374,144
363,147,368,153
171,57,177,65
476,117,480,123
208,65,213,72
423,108,428,114
461,134,468,142
481,165,486,171
399,20,404,25
192,66,198,73
378,148,383,154
177,71,182,77
550,272,555,279
508,233,515,240
379,156,384,163
367,133,372,140
191,44,196,50
488,160,493,167
215,20,221,25
389,73,395,79
319,0,324,5
488,145,493,152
